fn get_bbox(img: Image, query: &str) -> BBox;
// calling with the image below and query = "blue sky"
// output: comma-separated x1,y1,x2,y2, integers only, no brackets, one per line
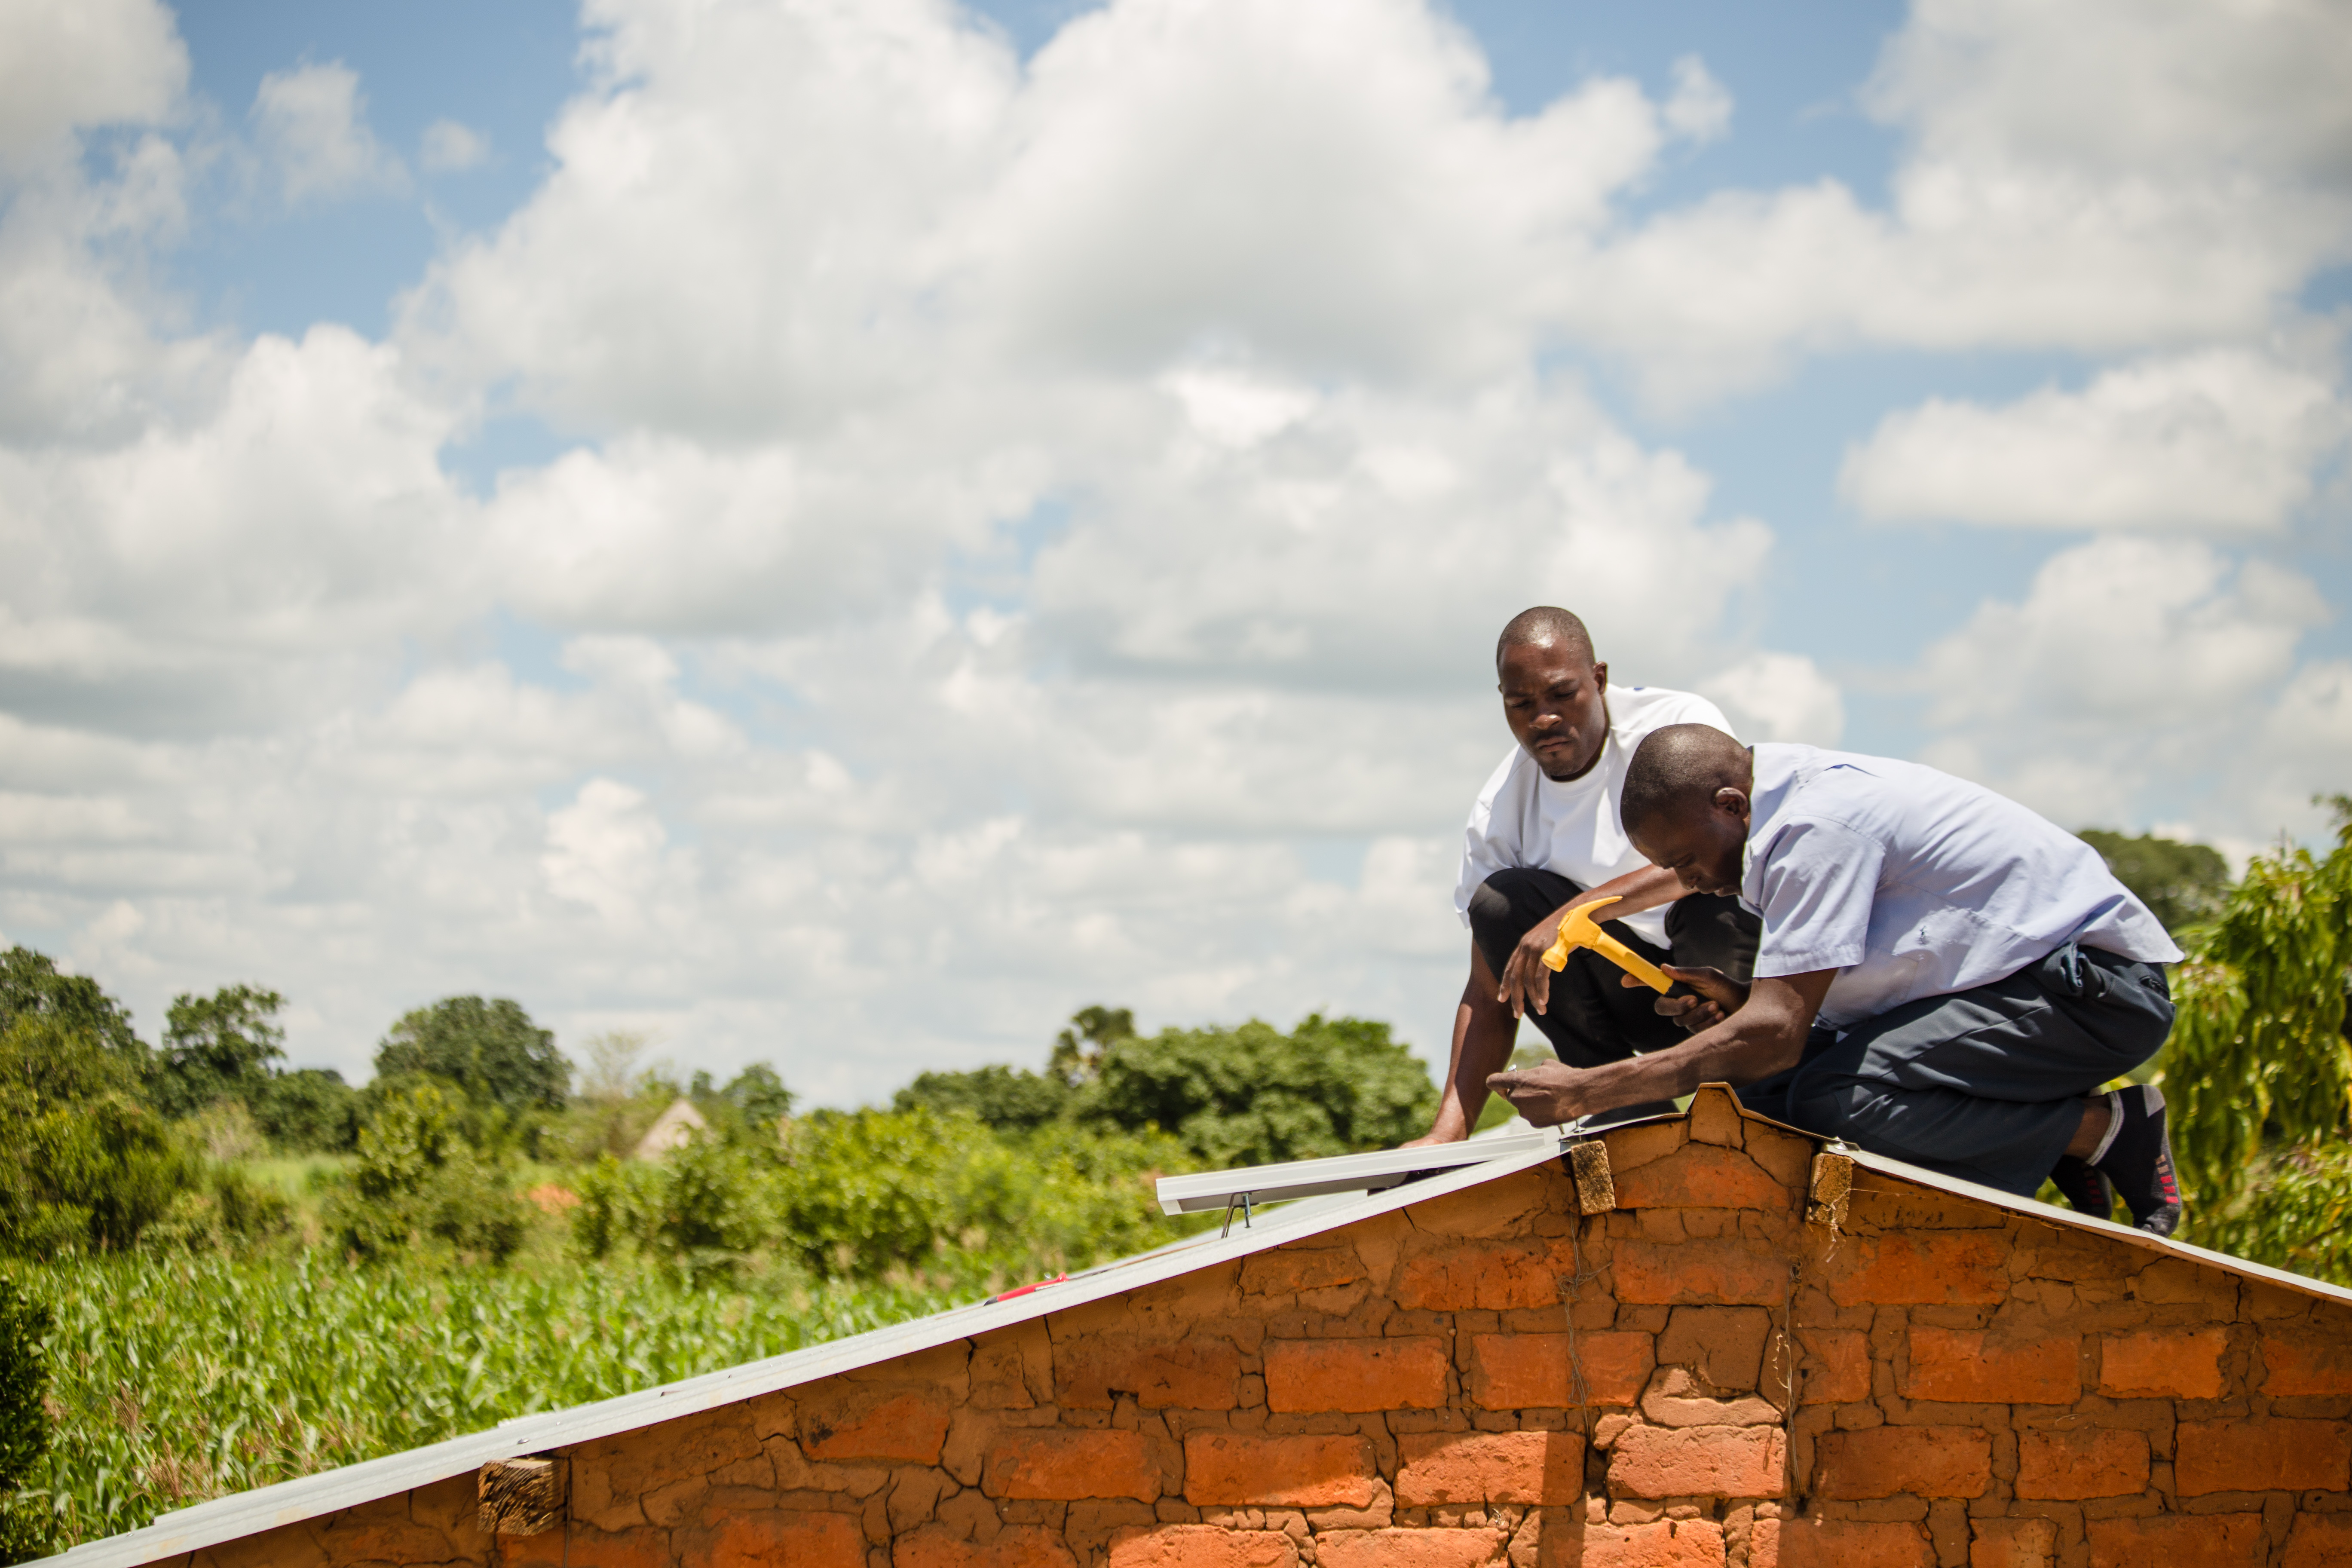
5,0,2348,1091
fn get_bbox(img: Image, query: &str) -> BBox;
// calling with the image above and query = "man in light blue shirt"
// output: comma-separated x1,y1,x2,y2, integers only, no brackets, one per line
1485,724,2187,1234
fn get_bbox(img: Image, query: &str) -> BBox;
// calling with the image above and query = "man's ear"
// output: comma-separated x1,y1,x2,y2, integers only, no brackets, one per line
1714,786,1750,823
1590,661,1608,691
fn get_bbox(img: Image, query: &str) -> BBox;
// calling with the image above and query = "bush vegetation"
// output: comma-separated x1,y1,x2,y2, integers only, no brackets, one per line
2150,802,2352,1269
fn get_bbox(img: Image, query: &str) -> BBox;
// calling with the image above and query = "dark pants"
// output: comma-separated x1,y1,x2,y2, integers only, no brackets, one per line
1469,868,1761,1119
1738,942,2174,1197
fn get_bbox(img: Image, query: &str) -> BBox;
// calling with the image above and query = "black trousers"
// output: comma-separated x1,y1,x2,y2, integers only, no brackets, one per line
1468,867,1761,1110
1737,942,2174,1197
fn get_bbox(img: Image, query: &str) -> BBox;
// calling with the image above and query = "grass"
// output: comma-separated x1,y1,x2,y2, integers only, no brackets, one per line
11,1250,970,1551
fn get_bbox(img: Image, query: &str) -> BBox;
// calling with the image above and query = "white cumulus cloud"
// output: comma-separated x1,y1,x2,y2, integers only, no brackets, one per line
252,61,404,202
1841,350,2349,531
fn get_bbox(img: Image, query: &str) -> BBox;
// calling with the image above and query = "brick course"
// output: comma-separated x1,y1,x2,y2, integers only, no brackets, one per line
1813,1425,1992,1499
1393,1430,1583,1505
2096,1326,2227,1398
1182,1433,1381,1507
1467,1330,1651,1408
2014,1428,2148,1499
1901,1328,2079,1404
2086,1514,2266,1568
1263,1336,1449,1411
2175,1418,2352,1495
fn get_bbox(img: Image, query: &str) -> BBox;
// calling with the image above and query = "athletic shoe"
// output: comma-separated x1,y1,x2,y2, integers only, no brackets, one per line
2091,1084,2183,1237
2048,1154,2114,1220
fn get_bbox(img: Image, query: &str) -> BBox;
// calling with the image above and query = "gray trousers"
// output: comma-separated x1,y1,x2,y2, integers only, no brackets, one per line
1737,942,2174,1196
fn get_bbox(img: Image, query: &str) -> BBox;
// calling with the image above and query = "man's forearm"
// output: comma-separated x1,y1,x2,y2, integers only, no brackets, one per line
1424,965,1519,1141
1524,998,1809,1115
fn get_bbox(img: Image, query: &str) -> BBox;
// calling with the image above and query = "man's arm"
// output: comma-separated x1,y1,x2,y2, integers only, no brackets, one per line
1403,942,1521,1146
1495,862,1688,1021
1485,966,1838,1127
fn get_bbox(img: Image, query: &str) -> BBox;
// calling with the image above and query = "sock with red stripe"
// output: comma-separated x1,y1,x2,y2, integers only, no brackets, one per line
2090,1084,2182,1237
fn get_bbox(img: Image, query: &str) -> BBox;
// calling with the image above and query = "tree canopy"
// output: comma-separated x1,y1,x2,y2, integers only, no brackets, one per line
2078,829,2232,934
150,985,288,1120
0,948,144,1075
904,1006,1439,1169
373,996,570,1116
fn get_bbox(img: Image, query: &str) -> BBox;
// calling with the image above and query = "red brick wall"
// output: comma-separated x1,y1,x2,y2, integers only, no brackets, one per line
172,1091,2352,1568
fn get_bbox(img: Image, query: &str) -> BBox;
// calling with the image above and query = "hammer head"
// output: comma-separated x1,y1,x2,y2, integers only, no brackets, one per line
1540,896,1621,971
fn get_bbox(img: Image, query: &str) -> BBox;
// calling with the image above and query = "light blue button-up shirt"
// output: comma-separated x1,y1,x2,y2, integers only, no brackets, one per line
1742,744,2182,1029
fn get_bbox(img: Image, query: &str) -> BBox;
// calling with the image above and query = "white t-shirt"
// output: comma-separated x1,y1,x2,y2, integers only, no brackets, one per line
1742,744,2183,1029
1455,685,1737,947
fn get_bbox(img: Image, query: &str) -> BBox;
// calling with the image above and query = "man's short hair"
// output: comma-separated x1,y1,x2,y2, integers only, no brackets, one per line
1495,606,1593,669
1622,724,1747,833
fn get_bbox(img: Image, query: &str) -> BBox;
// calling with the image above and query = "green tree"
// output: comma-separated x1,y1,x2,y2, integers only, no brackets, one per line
1085,1013,1438,1167
2158,801,2352,1278
373,997,570,1117
252,1068,360,1153
2078,829,2232,934
894,1063,1070,1134
0,1278,53,1564
718,1063,795,1131
1050,1005,1135,1087
0,948,145,1081
0,1017,201,1257
148,986,286,1120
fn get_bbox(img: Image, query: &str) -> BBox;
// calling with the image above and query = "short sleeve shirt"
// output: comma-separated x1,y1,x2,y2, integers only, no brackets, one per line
1457,685,1737,947
1742,744,2184,1028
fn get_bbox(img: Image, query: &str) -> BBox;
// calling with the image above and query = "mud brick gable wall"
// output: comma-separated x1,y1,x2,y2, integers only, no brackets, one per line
163,1090,2352,1568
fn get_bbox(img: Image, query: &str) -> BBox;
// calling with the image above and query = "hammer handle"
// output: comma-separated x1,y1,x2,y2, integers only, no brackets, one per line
1589,932,1674,993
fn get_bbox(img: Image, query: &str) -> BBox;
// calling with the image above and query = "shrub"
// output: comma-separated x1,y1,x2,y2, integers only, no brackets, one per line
2160,805,2352,1228
773,1108,959,1279
0,1020,202,1256
2195,1138,2352,1286
253,1068,360,1153
950,1122,1191,1268
0,1278,52,1565
325,1084,526,1264
570,1155,665,1261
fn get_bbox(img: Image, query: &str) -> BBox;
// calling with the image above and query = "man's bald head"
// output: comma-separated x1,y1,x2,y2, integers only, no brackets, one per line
1495,606,1593,671
1622,724,1750,835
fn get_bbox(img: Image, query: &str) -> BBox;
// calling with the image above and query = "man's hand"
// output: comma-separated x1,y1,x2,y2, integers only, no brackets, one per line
1625,963,1751,1034
1484,1061,1598,1127
1489,969,1834,1131
1496,911,1569,1019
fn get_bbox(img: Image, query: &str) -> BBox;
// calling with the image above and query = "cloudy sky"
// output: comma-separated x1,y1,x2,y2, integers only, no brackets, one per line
3,0,2347,1101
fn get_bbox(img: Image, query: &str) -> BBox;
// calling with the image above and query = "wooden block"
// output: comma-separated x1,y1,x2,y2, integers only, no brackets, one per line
1807,1150,1853,1232
479,1456,567,1536
1568,1139,1614,1216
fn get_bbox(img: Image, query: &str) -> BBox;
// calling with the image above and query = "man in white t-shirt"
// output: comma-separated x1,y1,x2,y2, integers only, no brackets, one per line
1407,607,1760,1145
1486,724,2187,1234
